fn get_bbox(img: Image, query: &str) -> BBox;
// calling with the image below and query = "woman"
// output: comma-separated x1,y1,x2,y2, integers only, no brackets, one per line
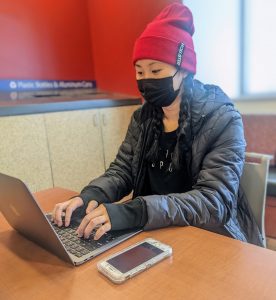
52,3,263,246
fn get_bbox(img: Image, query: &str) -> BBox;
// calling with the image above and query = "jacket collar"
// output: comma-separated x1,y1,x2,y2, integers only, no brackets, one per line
190,79,234,136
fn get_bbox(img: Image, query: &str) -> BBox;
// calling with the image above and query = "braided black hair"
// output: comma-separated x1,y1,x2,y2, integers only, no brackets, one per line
145,73,194,170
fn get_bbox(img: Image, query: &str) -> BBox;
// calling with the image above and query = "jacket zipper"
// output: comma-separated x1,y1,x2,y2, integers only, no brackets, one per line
133,119,153,199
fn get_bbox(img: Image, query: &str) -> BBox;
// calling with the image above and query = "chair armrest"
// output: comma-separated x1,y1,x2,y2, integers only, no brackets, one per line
245,152,274,161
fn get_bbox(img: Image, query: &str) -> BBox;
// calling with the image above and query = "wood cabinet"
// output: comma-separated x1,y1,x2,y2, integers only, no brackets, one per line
99,106,139,169
44,109,105,192
0,114,53,192
0,105,140,193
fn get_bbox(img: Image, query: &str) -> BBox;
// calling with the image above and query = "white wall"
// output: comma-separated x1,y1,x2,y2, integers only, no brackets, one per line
184,0,276,114
184,0,240,98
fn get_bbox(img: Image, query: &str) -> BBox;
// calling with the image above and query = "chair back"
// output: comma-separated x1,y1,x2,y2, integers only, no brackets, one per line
240,152,273,247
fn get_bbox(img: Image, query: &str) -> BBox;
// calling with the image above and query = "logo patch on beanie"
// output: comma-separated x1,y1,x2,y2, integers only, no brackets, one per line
176,43,185,67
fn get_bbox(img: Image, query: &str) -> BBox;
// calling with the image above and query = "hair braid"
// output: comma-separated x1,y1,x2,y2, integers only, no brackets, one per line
171,74,194,169
143,74,194,168
145,105,164,163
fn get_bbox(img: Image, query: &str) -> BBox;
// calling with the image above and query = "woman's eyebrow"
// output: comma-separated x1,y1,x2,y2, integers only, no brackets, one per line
135,62,159,68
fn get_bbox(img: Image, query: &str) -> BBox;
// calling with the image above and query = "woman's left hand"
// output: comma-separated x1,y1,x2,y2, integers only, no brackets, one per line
76,203,111,240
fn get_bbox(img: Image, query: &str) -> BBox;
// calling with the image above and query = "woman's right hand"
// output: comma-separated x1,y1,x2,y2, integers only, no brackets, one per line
51,197,98,227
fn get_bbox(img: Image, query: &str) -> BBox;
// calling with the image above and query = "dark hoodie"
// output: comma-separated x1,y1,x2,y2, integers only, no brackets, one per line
79,80,264,247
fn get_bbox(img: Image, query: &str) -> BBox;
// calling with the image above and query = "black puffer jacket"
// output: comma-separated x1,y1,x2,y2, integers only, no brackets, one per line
81,80,264,247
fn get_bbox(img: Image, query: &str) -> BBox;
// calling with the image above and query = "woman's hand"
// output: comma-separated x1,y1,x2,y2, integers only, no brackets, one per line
51,197,98,227
76,203,111,240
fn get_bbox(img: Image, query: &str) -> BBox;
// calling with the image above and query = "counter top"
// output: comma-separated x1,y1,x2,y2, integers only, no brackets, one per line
0,89,141,116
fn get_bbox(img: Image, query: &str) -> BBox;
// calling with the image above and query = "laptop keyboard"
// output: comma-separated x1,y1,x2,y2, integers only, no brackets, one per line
50,220,117,258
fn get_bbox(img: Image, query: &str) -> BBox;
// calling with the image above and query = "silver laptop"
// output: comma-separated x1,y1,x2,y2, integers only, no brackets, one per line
0,173,141,266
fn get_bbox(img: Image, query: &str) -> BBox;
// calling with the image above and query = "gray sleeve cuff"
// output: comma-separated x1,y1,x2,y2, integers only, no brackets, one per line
104,198,148,231
78,187,110,207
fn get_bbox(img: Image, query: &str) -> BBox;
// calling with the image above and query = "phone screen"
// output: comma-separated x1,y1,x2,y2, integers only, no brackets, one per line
107,242,164,273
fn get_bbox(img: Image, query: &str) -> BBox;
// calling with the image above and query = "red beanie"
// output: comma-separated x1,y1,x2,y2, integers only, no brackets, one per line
133,2,196,74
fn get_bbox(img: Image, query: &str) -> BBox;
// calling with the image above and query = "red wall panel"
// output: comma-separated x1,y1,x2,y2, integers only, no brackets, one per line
0,0,94,80
0,0,180,88
242,115,276,165
266,196,276,238
88,0,180,95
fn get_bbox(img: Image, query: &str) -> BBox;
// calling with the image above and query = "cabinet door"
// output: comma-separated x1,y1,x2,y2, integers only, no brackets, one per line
44,109,105,192
0,114,53,192
100,105,140,170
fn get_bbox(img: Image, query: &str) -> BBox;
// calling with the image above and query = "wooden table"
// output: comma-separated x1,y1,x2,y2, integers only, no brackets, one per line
1,188,276,300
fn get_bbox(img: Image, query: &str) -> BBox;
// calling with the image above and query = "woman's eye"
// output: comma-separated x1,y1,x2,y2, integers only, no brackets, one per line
152,69,161,74
137,71,143,76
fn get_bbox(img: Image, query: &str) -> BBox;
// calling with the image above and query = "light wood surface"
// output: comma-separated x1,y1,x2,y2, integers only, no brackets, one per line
1,188,276,300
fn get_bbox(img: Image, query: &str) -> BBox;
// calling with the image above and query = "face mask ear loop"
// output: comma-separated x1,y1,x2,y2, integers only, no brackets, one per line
172,67,184,96
172,68,179,78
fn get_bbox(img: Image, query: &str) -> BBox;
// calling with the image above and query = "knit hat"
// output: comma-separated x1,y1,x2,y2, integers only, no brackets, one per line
133,2,196,74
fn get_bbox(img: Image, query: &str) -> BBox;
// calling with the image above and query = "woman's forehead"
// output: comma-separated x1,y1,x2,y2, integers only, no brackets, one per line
135,59,172,68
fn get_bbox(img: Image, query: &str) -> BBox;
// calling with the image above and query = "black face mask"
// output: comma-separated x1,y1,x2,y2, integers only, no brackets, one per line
137,70,181,107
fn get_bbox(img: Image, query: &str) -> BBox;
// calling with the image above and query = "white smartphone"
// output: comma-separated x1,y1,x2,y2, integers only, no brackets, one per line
97,238,172,284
